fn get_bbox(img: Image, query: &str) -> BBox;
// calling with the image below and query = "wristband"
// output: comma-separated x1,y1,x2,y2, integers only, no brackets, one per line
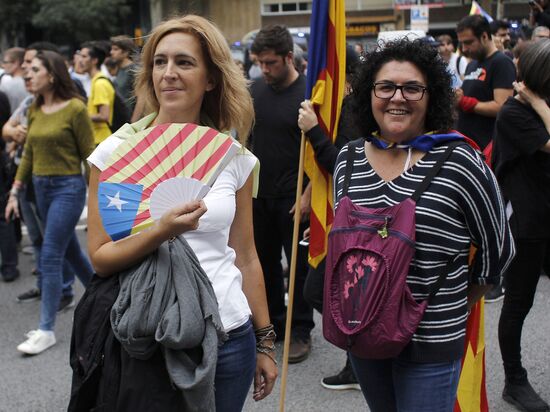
9,187,19,197
459,96,479,113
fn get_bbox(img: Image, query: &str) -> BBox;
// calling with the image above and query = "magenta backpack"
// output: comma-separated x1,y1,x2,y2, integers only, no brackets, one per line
323,140,461,359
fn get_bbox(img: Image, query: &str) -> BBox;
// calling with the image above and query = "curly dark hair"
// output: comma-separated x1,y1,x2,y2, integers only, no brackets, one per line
350,39,455,136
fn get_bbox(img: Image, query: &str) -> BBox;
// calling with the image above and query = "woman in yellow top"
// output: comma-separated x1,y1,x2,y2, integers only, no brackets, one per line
6,51,95,355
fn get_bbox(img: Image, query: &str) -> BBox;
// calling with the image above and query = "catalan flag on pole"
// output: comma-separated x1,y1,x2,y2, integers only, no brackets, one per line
454,299,489,412
304,0,346,268
454,244,489,412
469,0,493,22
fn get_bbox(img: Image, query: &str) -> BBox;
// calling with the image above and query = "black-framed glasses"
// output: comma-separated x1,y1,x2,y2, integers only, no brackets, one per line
372,82,428,101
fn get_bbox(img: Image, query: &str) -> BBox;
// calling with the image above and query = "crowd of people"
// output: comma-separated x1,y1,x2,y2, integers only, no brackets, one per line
0,5,549,412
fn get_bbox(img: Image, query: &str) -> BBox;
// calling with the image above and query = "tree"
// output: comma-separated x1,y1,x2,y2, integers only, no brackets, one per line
0,0,38,46
31,0,132,44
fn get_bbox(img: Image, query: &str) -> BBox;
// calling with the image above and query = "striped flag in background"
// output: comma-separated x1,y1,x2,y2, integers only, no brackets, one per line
305,0,346,268
469,0,494,22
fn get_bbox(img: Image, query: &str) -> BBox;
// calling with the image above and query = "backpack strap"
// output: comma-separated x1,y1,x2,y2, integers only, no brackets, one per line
411,140,463,202
410,140,466,301
342,138,363,197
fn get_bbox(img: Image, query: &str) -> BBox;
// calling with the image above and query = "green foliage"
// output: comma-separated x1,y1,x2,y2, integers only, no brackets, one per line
0,0,38,43
31,0,132,42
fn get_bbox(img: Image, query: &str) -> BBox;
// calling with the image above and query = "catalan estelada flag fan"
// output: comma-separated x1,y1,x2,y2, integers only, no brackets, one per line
305,0,346,268
98,123,240,241
470,0,493,22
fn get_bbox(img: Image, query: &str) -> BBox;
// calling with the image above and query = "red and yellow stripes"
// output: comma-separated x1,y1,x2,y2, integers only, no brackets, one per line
305,0,346,268
100,123,239,235
454,299,489,412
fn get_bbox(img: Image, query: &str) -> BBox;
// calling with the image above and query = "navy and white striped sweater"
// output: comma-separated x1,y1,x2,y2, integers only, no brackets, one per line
333,141,515,362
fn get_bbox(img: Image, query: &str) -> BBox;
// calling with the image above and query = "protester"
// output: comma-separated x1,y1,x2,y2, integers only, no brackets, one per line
0,89,19,282
331,38,514,411
529,0,550,28
71,50,91,96
84,15,277,410
492,40,550,412
436,34,468,88
531,25,550,41
3,42,79,306
293,44,307,74
110,35,137,114
0,47,31,114
249,25,314,363
456,15,516,149
79,42,115,145
102,57,118,79
512,41,531,69
491,19,513,56
5,51,95,355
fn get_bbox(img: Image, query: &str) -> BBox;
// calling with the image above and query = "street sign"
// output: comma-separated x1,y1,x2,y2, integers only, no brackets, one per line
410,5,429,32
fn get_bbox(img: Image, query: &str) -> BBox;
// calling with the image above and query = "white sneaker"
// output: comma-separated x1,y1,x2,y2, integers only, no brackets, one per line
17,330,56,355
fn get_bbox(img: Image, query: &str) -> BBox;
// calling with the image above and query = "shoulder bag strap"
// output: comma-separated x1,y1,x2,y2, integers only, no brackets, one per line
342,138,363,197
409,140,466,301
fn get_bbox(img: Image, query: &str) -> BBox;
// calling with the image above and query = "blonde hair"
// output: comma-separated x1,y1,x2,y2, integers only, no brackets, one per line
135,15,254,143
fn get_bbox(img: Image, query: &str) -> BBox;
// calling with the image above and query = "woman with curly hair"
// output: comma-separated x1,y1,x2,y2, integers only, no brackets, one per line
330,39,514,411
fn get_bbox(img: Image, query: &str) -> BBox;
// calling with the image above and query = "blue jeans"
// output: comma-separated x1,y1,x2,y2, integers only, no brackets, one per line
349,354,462,412
19,186,75,296
215,319,256,412
32,175,93,331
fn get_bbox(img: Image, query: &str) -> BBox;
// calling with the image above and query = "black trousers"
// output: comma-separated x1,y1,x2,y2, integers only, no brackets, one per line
304,259,325,314
498,238,549,382
253,197,314,338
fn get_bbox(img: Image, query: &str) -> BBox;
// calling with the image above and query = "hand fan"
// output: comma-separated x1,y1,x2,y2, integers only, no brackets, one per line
149,177,210,220
98,123,240,241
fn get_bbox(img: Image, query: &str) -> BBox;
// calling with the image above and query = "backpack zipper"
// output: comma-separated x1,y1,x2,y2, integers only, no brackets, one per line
330,224,414,247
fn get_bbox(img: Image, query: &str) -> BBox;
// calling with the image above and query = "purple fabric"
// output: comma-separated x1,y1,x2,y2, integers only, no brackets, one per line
323,196,427,359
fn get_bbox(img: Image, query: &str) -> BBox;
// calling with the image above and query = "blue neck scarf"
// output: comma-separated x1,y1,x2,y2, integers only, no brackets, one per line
366,131,465,152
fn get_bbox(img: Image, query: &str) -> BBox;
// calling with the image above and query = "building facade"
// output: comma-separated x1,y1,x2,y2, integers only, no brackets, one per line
148,0,532,47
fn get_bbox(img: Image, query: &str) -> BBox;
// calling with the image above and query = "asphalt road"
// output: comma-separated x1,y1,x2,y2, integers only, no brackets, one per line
1,228,549,411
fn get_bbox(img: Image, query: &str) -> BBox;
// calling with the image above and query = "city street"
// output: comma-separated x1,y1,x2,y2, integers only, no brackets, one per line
1,227,549,411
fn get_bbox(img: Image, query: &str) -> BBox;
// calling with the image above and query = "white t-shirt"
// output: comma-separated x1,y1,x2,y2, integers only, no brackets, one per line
448,53,468,89
88,134,257,332
0,75,31,114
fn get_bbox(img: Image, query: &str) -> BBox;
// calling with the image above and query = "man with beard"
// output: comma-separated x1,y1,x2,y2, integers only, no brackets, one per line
456,15,516,151
491,20,514,58
456,15,516,303
248,25,314,363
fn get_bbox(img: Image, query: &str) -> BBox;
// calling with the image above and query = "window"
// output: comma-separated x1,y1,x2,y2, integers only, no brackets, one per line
261,1,312,15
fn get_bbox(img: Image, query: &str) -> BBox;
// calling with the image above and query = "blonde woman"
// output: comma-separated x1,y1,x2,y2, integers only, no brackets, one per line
84,15,277,411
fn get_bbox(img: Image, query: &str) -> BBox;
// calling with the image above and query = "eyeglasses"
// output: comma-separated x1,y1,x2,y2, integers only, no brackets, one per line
372,82,428,101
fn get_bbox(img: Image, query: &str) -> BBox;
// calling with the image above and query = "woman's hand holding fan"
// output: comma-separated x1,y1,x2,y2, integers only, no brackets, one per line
98,123,240,241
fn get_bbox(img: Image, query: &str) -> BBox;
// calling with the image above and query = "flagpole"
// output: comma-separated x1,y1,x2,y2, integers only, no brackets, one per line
278,130,307,412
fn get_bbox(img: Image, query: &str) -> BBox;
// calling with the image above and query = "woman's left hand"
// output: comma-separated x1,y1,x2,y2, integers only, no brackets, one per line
253,352,278,401
514,81,546,109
